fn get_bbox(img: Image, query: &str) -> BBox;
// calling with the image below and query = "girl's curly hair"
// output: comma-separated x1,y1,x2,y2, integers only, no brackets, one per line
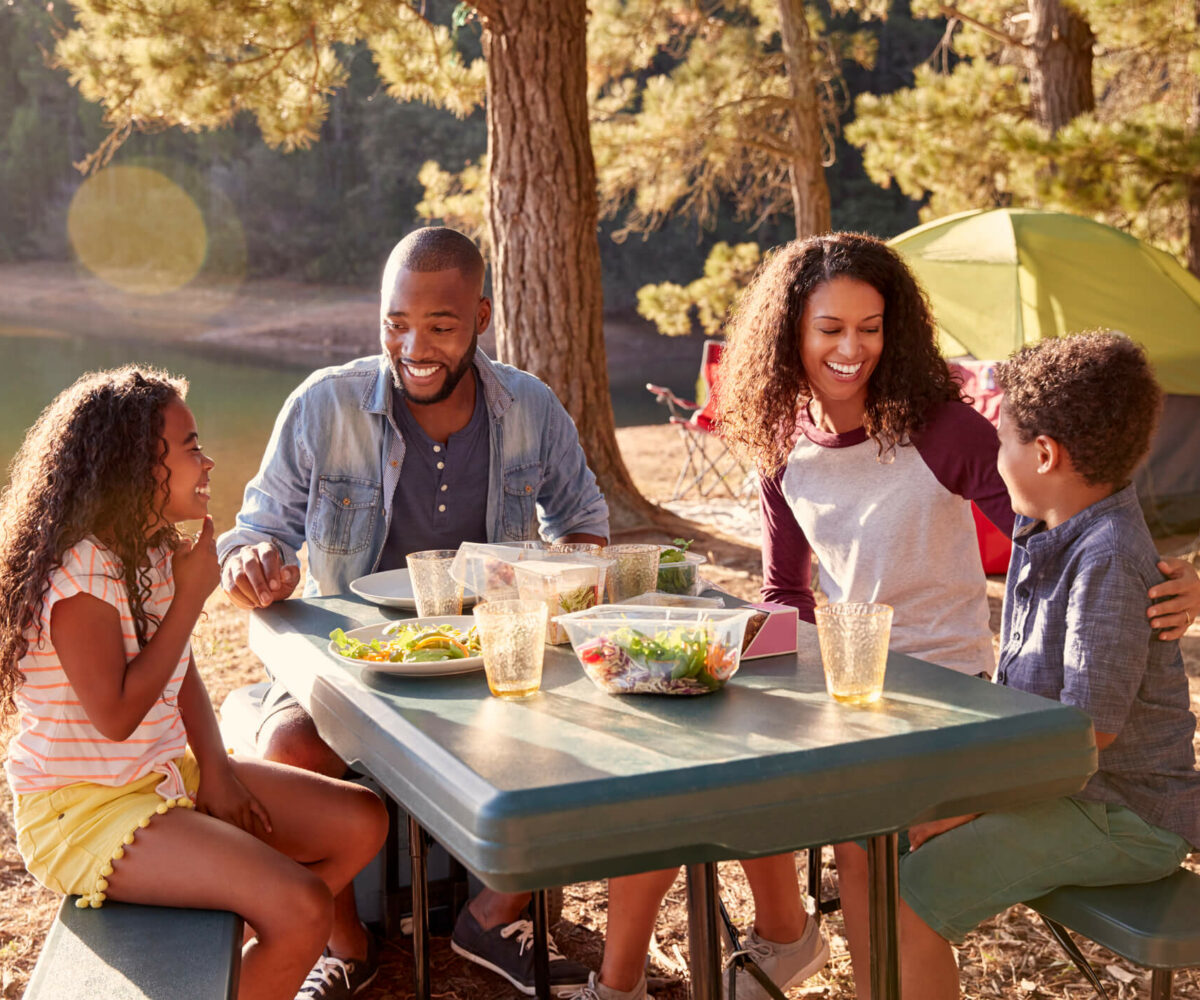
0,366,188,724
716,232,962,476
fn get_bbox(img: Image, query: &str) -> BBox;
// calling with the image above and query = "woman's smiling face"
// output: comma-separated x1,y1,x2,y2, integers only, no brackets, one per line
798,275,885,424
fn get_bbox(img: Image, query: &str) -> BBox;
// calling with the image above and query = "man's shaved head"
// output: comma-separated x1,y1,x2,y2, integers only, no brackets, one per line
382,227,486,296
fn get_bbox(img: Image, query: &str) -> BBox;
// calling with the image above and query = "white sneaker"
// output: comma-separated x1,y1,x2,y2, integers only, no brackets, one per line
561,971,654,1000
723,918,830,999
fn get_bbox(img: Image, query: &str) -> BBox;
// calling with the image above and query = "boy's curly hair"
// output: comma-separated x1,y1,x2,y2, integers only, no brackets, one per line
996,331,1161,488
716,232,962,476
0,366,188,724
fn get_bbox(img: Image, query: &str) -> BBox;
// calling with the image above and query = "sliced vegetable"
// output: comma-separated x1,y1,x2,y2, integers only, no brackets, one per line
329,622,481,663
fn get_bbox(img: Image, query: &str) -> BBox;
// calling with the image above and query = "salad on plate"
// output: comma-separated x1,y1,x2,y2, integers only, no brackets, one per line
329,621,481,663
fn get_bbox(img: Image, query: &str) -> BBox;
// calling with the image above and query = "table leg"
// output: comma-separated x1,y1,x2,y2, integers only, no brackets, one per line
531,889,552,1000
383,797,402,937
408,815,430,1000
686,862,722,1000
866,833,900,1000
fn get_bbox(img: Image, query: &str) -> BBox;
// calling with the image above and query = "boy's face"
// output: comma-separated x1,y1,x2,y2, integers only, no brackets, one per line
996,402,1046,520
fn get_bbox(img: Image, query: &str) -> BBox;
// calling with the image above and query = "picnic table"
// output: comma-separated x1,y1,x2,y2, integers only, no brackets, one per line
248,593,1096,1000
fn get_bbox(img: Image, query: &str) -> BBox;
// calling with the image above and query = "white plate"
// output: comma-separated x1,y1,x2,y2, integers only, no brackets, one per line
349,568,477,610
326,616,484,676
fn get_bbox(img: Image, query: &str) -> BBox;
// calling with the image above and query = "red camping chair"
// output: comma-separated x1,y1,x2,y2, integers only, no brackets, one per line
645,340,757,501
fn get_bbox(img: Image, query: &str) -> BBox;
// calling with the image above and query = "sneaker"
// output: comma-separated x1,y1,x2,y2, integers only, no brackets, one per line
561,971,654,1000
295,936,379,999
723,918,829,1000
450,905,591,996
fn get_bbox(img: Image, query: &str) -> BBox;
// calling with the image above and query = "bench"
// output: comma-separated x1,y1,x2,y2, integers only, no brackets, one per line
1027,867,1200,1000
24,897,241,1000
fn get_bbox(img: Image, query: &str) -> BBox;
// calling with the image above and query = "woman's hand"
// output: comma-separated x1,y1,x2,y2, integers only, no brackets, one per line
195,758,273,837
1148,556,1200,640
908,813,980,850
173,516,220,615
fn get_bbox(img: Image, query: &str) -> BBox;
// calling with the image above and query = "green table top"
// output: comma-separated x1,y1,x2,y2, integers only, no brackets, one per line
249,595,1096,893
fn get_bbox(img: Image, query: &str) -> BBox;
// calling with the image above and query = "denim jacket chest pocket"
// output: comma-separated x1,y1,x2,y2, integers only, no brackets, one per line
312,474,381,554
502,463,542,540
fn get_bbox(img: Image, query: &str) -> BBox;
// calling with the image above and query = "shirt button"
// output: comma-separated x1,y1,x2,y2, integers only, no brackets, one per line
440,484,448,492
342,498,351,506
433,445,442,453
437,462,445,470
524,485,532,494
438,504,446,512
390,460,398,467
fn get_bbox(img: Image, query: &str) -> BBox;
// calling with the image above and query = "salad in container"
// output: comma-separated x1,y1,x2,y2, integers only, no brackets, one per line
656,540,708,596
554,604,755,695
514,555,612,644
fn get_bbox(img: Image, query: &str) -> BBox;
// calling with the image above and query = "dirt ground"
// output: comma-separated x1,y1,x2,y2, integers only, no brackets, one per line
1,265,1199,998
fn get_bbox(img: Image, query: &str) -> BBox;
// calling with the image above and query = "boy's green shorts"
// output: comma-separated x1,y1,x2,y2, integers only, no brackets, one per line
898,796,1191,943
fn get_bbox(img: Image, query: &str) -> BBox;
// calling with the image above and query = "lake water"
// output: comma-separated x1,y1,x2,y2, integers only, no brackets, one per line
0,327,690,532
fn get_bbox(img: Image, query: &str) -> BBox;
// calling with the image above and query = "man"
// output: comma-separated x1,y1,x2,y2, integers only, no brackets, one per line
218,227,607,999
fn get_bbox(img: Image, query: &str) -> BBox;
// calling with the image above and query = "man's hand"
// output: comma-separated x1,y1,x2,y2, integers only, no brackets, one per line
1148,556,1200,640
221,541,301,609
908,812,980,850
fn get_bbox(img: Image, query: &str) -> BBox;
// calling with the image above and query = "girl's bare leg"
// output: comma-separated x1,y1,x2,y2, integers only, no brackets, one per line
739,853,807,942
833,842,958,1000
104,807,334,1000
599,868,680,992
105,759,388,1000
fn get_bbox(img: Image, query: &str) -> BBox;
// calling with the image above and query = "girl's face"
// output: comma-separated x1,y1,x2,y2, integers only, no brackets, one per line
154,398,214,528
798,276,885,420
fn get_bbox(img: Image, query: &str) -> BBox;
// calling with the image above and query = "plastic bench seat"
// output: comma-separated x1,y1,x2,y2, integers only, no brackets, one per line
1027,867,1200,999
24,897,241,1000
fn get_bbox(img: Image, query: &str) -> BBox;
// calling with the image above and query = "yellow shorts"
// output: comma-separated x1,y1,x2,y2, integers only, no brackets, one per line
14,751,201,908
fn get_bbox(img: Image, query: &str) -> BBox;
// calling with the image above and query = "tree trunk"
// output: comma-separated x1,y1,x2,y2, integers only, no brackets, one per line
777,0,832,237
474,0,665,533
1024,0,1094,136
1188,1,1200,278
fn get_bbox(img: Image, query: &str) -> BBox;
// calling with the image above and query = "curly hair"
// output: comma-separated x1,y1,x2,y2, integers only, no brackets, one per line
0,366,188,724
716,232,962,476
996,331,1162,487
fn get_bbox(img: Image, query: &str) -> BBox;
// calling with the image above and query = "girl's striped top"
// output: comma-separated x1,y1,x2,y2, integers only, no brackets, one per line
5,537,190,798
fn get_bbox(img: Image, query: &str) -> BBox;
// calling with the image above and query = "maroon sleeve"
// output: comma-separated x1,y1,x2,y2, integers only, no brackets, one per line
912,400,1016,537
759,468,817,622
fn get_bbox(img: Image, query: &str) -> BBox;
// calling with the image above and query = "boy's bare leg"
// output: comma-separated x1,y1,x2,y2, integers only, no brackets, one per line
599,869,679,992
833,842,958,1000
739,853,808,942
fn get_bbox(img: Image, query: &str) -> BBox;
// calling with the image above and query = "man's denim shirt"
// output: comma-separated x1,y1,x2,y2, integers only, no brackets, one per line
216,351,610,596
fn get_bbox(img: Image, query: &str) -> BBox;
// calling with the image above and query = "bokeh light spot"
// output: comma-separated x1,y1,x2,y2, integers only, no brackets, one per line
68,165,207,296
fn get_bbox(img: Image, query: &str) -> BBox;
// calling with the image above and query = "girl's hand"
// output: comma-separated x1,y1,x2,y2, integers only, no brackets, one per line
908,812,980,850
196,759,273,837
1148,556,1200,640
173,516,221,613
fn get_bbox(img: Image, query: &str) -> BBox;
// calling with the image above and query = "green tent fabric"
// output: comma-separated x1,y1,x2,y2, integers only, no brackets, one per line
888,208,1200,395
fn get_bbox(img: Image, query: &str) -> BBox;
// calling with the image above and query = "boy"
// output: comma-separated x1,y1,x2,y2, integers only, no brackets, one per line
859,332,1200,1000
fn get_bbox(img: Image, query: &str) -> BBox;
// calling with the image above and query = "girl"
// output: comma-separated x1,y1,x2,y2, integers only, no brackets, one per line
564,234,1200,1000
1,367,388,1000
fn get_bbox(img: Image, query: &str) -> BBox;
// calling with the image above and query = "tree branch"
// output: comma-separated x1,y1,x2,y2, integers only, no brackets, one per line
938,3,1027,49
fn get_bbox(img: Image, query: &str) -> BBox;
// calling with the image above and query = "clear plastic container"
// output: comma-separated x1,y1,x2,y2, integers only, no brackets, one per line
514,556,612,644
619,592,725,609
654,549,708,596
554,604,755,695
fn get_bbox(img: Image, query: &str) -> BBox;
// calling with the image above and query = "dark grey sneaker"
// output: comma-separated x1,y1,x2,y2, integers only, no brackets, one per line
450,906,591,996
295,936,379,1000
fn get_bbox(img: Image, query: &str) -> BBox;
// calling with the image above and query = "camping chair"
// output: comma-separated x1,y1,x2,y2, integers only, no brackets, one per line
646,340,757,501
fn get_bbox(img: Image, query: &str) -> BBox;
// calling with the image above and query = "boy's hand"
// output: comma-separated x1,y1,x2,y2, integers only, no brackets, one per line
222,541,301,609
172,516,220,613
909,812,980,850
1148,556,1200,640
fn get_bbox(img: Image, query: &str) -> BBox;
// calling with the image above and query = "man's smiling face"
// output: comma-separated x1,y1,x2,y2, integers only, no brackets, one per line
380,267,491,406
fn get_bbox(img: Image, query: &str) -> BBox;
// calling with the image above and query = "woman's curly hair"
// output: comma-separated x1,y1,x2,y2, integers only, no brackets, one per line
996,331,1162,487
716,232,962,476
0,366,188,724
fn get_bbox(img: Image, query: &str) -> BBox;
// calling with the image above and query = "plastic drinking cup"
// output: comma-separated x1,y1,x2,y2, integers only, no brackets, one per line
601,544,660,602
406,549,464,617
549,542,602,556
814,602,894,705
472,599,548,699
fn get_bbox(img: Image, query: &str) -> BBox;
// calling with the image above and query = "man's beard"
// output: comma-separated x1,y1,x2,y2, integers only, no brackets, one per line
388,330,478,405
